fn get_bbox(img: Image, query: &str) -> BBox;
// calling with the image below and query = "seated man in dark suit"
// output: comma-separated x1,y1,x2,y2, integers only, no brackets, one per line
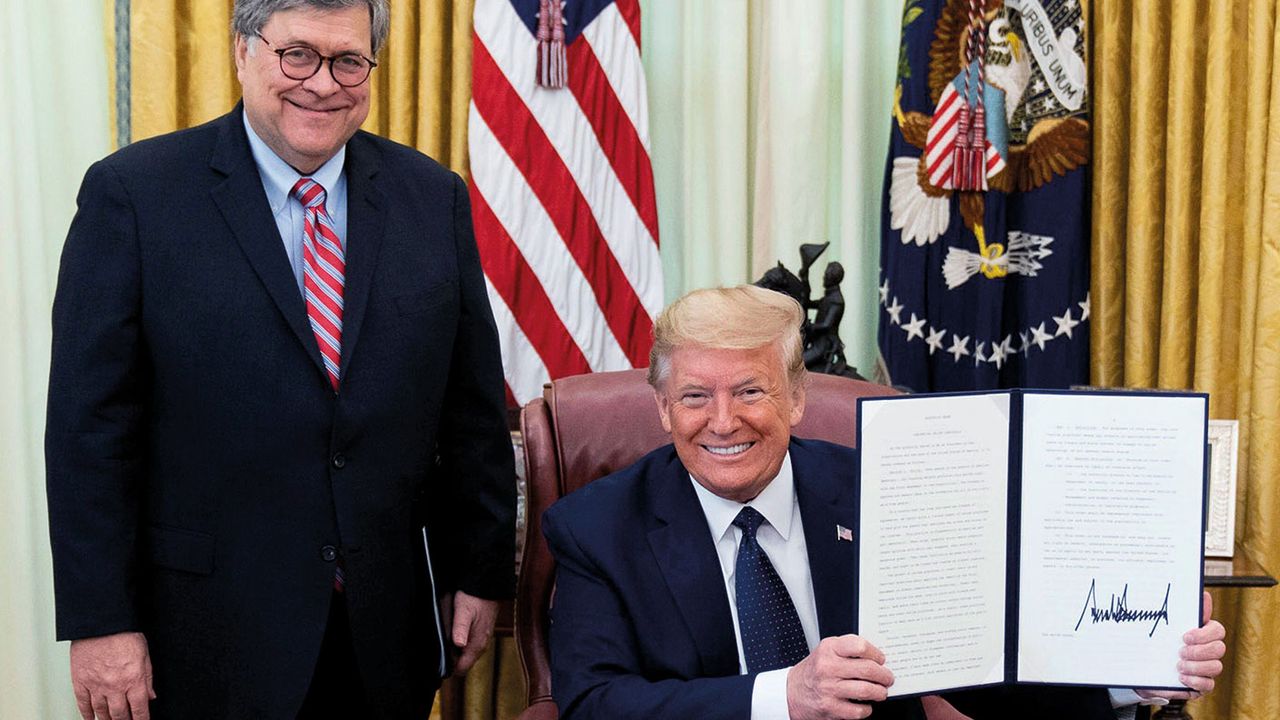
543,285,1225,720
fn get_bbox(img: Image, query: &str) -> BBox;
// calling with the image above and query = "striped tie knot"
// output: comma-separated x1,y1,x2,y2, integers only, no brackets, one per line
291,178,328,211
292,177,345,391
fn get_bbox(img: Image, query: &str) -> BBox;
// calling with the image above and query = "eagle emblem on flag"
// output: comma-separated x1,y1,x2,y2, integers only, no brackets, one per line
878,0,1090,391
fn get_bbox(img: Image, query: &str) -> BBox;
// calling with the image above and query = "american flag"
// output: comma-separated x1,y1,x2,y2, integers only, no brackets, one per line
469,0,663,406
922,72,1007,191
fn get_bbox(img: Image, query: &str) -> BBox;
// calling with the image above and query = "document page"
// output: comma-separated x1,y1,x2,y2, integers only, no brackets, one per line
1017,393,1205,688
858,393,1010,697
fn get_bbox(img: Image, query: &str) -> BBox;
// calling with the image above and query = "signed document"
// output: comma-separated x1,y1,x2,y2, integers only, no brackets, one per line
855,390,1207,697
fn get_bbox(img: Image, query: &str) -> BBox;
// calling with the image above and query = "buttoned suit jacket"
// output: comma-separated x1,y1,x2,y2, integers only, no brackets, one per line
45,105,515,720
542,438,925,719
543,438,1119,720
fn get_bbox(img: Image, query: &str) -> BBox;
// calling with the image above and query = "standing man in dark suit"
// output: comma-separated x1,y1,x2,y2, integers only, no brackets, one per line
543,285,1225,720
45,1,515,718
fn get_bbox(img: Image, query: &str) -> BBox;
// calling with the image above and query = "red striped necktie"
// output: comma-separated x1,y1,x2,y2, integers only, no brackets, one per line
291,179,345,391
293,179,348,593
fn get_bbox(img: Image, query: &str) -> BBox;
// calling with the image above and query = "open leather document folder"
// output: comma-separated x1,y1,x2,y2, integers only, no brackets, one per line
854,390,1207,697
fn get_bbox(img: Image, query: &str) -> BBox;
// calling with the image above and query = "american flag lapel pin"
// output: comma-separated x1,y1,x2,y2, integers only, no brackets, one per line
836,525,853,542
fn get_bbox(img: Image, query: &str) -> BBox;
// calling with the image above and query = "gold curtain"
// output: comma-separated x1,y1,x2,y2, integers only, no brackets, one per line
124,0,472,177
111,1,526,718
1092,0,1280,717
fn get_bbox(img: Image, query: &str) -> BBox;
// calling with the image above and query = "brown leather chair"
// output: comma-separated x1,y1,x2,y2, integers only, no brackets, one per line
513,368,973,720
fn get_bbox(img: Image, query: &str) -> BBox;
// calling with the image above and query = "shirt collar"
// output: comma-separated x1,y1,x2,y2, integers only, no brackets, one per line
690,451,796,543
242,111,346,215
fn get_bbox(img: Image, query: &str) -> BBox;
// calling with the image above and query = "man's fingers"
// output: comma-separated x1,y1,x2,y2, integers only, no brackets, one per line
835,700,874,720
1201,590,1213,625
73,683,94,720
144,656,156,700
126,686,151,720
1181,639,1226,662
832,678,890,703
91,692,112,720
1184,620,1226,645
829,635,886,665
453,643,483,676
1180,666,1220,693
1181,673,1215,694
105,690,133,720
452,604,475,648
1179,658,1223,679
837,658,894,688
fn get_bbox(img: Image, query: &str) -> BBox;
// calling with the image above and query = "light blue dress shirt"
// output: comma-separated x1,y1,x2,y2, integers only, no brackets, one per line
242,112,348,294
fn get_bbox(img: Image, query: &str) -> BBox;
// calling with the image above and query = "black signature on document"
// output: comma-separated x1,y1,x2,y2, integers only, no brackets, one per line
1074,579,1171,638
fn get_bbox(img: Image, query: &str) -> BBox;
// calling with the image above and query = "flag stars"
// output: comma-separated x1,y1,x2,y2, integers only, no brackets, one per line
1053,309,1080,339
991,335,1014,369
879,279,890,305
886,297,904,325
925,326,946,355
890,297,1090,368
902,313,926,342
1029,322,1053,351
989,341,1006,369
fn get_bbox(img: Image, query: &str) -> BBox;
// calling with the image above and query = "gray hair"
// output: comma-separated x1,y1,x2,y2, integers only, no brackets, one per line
233,0,390,55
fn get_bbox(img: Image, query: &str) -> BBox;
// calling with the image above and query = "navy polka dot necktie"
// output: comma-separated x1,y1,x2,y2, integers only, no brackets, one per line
732,506,808,673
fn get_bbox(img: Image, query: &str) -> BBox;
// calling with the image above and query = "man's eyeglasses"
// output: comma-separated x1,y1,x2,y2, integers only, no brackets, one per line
256,33,377,88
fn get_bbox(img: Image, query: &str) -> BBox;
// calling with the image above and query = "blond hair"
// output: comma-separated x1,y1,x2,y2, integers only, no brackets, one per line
647,285,806,390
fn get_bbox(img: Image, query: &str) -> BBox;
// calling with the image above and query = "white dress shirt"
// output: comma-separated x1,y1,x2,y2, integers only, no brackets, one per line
690,452,812,720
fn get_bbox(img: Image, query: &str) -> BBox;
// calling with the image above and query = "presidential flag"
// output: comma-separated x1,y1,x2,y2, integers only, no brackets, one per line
878,0,1090,392
469,0,662,405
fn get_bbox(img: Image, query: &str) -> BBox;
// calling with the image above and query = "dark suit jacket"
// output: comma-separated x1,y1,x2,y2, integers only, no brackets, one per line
543,438,1118,720
45,105,515,720
543,438,924,719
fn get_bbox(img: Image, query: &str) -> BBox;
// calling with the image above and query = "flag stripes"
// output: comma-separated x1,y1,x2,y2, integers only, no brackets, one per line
469,183,595,379
468,109,633,372
566,39,659,244
473,5,661,309
924,82,1006,189
470,0,662,404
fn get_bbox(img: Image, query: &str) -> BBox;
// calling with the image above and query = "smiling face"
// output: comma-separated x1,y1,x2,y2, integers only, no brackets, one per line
655,344,805,503
235,4,372,174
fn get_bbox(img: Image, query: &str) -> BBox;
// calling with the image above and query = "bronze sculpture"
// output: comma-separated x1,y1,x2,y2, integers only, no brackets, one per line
754,242,864,380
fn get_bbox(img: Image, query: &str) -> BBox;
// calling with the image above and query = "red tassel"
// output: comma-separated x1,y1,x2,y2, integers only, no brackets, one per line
951,103,972,190
970,104,987,190
536,0,567,89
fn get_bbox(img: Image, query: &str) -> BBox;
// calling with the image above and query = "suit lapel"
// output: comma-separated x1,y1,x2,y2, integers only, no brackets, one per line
335,135,385,377
646,453,742,677
793,440,858,638
209,107,327,382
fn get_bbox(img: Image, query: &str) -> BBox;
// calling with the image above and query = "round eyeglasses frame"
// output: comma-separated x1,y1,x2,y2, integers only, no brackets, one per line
256,33,377,88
